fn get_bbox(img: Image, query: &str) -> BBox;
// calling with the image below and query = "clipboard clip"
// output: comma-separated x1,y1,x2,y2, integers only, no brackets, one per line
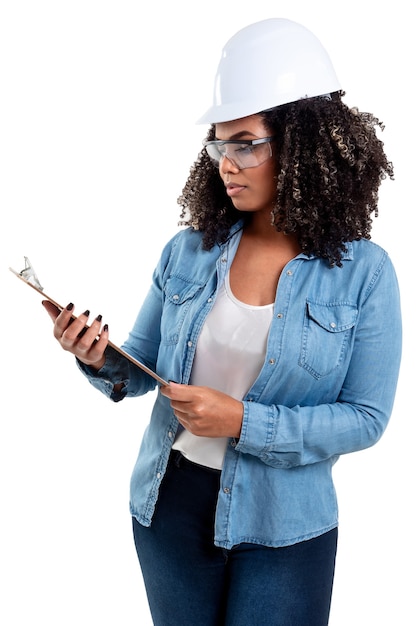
18,257,44,291
9,256,169,386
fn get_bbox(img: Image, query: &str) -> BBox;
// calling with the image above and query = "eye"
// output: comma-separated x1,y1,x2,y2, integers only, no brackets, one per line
235,144,255,155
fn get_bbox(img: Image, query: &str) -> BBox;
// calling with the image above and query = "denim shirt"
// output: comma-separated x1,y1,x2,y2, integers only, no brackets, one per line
80,222,402,549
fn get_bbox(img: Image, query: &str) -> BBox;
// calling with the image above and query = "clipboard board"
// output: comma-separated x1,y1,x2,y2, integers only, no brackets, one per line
9,257,169,386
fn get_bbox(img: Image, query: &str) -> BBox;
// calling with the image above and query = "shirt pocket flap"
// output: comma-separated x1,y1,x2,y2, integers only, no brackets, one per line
164,276,203,305
306,301,358,333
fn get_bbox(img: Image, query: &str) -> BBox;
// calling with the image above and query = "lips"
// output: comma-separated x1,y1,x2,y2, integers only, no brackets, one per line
225,182,246,197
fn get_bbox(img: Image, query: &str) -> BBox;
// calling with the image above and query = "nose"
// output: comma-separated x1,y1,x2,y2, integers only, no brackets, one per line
219,153,240,175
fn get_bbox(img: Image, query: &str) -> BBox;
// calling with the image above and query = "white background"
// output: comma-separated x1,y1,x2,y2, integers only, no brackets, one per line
1,1,415,624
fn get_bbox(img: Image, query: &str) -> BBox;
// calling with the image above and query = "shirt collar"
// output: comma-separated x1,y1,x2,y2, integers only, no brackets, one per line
224,221,354,262
299,241,354,262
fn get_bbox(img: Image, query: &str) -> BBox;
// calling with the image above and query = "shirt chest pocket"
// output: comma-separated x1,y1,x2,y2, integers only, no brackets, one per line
161,276,204,345
299,300,358,379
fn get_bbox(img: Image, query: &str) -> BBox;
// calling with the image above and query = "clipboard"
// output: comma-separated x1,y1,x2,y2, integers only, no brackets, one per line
9,257,169,386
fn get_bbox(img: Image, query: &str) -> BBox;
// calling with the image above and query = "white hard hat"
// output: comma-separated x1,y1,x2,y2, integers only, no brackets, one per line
197,18,341,124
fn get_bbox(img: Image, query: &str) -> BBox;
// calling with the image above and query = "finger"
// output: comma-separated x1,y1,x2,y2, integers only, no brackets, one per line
160,381,190,400
78,323,109,365
51,302,79,339
58,308,91,343
174,411,192,431
74,314,104,353
160,383,175,399
94,323,109,353
42,300,63,322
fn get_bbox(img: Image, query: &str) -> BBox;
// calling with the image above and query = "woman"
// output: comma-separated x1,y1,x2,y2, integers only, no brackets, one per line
43,18,402,626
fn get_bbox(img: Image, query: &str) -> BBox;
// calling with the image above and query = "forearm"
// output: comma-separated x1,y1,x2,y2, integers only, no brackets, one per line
236,398,390,467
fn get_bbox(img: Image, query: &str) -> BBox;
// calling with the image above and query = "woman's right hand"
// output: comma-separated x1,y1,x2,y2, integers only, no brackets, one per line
42,300,109,370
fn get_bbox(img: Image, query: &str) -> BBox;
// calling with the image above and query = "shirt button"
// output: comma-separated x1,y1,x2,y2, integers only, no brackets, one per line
269,358,276,365
187,341,193,348
207,297,213,303
276,313,283,318
221,258,227,263
168,431,173,439
172,294,179,301
223,487,230,494
330,322,336,329
157,472,161,479
286,270,293,276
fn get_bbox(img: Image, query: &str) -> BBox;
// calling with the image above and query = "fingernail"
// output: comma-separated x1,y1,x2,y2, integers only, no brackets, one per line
103,324,109,332
83,309,90,317
95,314,102,322
66,302,74,311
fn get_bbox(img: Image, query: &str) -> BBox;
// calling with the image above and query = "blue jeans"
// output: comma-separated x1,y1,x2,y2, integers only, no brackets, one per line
132,451,337,626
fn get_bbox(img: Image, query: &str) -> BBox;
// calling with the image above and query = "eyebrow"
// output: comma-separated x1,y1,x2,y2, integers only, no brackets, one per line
214,131,259,141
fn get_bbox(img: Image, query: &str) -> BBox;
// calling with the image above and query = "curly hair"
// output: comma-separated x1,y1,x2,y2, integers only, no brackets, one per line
177,92,394,266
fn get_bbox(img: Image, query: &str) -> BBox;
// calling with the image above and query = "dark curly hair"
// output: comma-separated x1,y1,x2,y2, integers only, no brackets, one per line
177,92,394,266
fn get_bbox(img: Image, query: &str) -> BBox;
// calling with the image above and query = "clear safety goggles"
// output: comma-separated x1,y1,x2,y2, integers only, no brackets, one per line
203,136,275,170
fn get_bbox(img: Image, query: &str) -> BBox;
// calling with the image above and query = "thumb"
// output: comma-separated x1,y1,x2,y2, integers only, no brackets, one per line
42,300,61,321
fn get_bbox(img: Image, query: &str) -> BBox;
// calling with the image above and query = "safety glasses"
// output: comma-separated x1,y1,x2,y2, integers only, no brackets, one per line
203,136,275,170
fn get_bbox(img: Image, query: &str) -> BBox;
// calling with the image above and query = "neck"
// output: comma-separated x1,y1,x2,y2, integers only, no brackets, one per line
244,213,300,250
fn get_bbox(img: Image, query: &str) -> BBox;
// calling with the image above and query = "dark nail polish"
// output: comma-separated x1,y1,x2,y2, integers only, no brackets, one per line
96,314,102,322
83,309,90,317
66,302,74,311
103,324,109,332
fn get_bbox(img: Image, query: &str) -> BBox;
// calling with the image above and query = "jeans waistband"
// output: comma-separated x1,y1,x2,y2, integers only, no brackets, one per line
169,449,222,475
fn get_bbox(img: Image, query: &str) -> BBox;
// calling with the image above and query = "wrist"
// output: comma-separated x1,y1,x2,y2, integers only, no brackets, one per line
80,355,106,371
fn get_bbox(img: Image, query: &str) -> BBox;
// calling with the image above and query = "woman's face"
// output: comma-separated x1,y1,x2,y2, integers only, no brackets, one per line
214,114,277,216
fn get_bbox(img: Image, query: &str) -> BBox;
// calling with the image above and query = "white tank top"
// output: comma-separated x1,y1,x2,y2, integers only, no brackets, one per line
172,271,273,469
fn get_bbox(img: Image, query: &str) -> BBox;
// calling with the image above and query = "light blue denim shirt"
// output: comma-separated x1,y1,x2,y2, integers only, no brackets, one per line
80,222,402,549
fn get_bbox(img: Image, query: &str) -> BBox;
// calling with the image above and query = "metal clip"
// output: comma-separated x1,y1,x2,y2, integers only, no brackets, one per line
19,256,44,291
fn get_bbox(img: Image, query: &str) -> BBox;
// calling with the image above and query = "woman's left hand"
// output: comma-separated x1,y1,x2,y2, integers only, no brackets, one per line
160,382,243,438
